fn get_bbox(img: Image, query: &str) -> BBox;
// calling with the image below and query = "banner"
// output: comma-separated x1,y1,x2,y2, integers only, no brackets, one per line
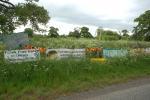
86,48,103,58
145,48,150,54
4,49,40,62
46,49,85,59
103,49,128,58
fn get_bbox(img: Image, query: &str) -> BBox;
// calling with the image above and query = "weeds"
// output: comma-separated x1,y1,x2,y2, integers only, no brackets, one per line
31,37,150,49
0,56,150,99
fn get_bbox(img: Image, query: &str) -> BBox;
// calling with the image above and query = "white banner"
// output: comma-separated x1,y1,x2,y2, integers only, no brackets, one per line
4,49,40,62
145,48,150,54
46,49,85,59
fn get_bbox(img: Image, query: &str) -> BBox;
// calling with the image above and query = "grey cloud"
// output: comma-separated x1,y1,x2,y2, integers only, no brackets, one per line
47,1,150,31
128,0,150,18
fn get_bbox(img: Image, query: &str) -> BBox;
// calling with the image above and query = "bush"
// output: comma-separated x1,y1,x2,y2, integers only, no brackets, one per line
24,28,34,37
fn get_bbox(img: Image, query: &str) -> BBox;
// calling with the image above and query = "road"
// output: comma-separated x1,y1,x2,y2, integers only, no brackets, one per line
57,78,150,100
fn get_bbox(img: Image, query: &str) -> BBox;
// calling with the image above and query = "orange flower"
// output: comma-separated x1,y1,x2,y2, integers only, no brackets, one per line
86,48,102,52
24,45,33,49
39,47,46,53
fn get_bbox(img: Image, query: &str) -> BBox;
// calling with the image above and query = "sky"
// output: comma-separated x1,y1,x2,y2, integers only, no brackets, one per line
11,0,150,35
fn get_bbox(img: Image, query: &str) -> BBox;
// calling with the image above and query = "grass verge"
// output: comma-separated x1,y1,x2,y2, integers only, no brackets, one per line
0,56,150,100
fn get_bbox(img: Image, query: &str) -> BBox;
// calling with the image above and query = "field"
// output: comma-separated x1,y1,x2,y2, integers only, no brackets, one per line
0,38,150,100
30,35,150,49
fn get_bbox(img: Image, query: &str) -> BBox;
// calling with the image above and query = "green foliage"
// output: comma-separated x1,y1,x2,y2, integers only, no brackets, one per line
0,0,15,9
97,30,121,40
80,27,93,38
133,10,150,41
48,26,59,38
122,29,128,35
121,29,130,40
0,56,150,99
0,6,15,34
15,2,50,31
24,28,34,37
30,36,150,49
0,0,50,34
68,29,80,38
0,42,5,61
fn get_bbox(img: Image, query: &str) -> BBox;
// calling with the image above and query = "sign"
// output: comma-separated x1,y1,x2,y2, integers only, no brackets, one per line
86,48,103,58
46,49,85,59
130,48,147,56
4,49,40,62
145,48,150,54
2,33,29,49
103,49,128,58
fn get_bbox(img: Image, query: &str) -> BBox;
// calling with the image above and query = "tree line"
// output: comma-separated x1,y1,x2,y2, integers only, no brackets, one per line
0,0,150,41
24,26,130,40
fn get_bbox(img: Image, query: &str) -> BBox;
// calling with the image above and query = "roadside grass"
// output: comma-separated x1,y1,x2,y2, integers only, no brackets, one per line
0,55,150,100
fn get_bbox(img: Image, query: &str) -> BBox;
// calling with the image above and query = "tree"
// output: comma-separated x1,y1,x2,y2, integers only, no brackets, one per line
0,8,15,34
0,0,15,9
122,29,128,35
0,0,15,34
80,27,93,38
0,0,50,34
15,1,50,31
48,26,59,38
24,28,34,37
121,29,130,40
68,28,80,38
133,10,150,41
98,30,120,40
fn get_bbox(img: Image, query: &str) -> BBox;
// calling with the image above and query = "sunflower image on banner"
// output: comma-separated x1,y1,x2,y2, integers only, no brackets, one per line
86,48,103,58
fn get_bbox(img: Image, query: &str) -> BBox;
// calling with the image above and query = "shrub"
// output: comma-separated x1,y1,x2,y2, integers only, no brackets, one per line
24,28,34,37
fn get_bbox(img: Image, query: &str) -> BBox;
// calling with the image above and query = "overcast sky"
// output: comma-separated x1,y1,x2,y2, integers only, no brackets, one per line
11,0,150,35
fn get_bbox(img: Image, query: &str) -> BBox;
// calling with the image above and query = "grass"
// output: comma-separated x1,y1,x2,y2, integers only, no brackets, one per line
30,36,150,49
0,55,150,100
1,38,150,99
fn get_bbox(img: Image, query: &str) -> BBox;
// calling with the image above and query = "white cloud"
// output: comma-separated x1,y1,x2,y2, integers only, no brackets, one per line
10,0,150,35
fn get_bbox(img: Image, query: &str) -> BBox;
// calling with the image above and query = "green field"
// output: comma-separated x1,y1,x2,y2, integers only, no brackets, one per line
0,38,150,100
30,36,150,49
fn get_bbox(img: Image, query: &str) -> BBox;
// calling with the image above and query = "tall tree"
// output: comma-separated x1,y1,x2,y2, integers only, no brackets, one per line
121,29,130,40
122,29,128,35
0,0,50,34
0,6,15,34
15,1,50,31
80,27,93,38
99,30,120,40
0,0,15,9
24,28,34,37
68,28,80,38
0,0,15,34
133,10,150,41
48,26,59,38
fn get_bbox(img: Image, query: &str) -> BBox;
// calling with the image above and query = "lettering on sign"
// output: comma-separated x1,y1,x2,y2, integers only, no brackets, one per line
103,49,128,58
145,48,150,54
46,49,85,59
4,49,40,62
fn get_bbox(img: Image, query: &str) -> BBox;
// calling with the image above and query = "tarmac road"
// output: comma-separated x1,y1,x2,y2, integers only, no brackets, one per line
57,78,150,100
